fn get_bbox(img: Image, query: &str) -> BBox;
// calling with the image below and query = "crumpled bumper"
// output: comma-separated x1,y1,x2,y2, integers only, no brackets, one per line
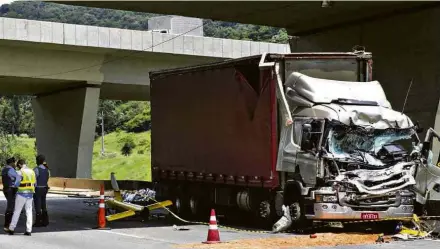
306,203,414,220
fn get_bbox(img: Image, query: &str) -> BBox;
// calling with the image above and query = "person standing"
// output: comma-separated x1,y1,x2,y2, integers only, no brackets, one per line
1,157,18,232
33,155,50,227
7,159,36,236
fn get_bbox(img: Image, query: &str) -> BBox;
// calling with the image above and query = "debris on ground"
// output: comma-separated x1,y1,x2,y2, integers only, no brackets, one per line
272,205,292,233
121,189,156,203
173,225,190,231
375,233,385,243
178,233,383,249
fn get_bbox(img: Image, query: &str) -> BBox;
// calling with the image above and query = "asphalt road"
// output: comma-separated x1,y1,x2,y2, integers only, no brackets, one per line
0,193,438,249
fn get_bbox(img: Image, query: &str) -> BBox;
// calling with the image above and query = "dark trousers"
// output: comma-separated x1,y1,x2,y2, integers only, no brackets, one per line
3,188,17,228
34,187,48,213
3,188,17,213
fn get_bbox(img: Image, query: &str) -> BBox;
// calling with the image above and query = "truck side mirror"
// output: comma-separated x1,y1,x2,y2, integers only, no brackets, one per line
302,123,312,133
300,124,312,151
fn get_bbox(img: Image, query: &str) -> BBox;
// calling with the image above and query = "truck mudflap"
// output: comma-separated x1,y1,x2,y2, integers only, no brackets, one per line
306,203,413,220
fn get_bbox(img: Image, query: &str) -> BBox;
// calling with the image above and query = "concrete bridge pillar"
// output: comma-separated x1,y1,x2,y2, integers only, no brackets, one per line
290,6,440,163
32,86,100,178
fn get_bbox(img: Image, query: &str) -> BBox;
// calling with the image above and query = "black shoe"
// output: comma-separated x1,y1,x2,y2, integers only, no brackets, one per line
4,212,12,230
33,213,44,227
7,229,14,235
24,232,31,236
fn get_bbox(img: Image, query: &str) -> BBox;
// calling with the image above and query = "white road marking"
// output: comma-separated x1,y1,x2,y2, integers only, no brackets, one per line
84,228,176,244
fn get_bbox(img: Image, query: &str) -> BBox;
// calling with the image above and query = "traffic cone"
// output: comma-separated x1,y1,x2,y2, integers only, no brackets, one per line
94,184,110,230
202,209,221,244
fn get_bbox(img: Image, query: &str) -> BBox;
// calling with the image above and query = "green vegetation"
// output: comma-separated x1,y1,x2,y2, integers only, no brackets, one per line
92,131,151,181
9,131,151,181
0,1,289,180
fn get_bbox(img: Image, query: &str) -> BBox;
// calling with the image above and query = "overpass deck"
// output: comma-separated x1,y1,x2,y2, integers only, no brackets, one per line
0,17,289,59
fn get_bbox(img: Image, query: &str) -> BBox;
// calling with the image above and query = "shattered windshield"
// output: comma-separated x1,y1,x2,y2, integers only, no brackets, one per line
328,125,417,157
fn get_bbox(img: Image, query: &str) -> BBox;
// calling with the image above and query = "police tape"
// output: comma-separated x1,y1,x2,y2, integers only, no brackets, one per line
147,197,273,234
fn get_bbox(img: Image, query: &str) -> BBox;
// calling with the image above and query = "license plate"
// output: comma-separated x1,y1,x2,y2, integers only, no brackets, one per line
361,213,379,220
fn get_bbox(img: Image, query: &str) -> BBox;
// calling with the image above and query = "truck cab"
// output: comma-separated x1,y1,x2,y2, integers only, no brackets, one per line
278,72,417,221
270,54,440,231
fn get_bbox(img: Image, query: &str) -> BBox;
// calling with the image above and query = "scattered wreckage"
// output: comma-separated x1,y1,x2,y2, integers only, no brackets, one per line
83,173,172,222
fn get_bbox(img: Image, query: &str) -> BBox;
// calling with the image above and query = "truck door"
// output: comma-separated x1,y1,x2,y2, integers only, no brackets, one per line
277,117,324,187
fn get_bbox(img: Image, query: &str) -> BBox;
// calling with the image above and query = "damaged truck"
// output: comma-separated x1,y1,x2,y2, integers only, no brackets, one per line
149,51,440,231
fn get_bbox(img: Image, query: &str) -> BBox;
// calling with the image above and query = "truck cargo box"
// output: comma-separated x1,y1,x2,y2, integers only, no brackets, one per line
151,56,277,187
150,53,372,189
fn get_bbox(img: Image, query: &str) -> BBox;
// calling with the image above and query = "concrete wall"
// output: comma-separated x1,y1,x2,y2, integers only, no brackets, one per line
291,7,440,162
148,16,172,32
148,15,204,37
32,87,100,178
0,17,289,59
170,16,204,36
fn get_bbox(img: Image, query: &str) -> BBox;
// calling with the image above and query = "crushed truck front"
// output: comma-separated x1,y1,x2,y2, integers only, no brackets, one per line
273,62,437,228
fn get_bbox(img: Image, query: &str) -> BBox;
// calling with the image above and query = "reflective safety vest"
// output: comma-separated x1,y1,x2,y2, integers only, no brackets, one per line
17,168,36,193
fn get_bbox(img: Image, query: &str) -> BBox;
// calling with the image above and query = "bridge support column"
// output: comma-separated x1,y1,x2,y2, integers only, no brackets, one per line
32,86,100,178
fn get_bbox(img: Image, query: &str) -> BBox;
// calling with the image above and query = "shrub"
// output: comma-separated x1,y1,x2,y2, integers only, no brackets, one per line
137,150,144,155
121,142,134,156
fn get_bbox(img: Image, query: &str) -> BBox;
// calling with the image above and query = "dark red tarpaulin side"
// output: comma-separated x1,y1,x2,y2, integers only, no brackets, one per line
151,60,277,187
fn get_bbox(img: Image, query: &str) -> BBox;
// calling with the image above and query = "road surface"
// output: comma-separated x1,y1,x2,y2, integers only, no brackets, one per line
0,193,438,249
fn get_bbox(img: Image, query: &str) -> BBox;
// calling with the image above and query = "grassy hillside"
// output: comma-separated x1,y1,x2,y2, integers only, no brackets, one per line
12,131,151,181
92,131,151,181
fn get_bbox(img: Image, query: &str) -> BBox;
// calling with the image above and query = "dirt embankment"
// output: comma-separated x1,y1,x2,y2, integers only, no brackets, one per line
179,233,384,249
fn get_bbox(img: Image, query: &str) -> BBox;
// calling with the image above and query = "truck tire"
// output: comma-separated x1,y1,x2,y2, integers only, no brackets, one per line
169,187,192,221
284,184,313,233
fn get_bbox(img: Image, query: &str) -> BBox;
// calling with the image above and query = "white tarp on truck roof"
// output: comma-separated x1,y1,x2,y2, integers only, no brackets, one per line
285,72,392,108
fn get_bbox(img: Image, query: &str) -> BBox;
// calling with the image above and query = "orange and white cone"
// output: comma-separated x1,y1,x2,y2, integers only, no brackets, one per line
203,209,221,244
94,184,110,230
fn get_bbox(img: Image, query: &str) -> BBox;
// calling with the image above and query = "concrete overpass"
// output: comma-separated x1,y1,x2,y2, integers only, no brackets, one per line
59,1,440,163
0,17,289,178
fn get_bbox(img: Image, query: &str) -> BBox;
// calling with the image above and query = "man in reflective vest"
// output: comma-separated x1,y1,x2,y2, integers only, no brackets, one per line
1,157,18,232
7,159,36,236
33,154,50,227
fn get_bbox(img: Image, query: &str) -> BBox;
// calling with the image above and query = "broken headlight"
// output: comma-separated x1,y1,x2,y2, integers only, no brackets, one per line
315,194,338,203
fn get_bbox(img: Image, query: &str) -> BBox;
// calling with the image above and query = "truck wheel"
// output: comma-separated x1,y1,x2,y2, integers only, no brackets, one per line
256,200,279,230
259,201,271,219
173,195,190,218
189,195,202,219
285,191,313,233
289,202,301,221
